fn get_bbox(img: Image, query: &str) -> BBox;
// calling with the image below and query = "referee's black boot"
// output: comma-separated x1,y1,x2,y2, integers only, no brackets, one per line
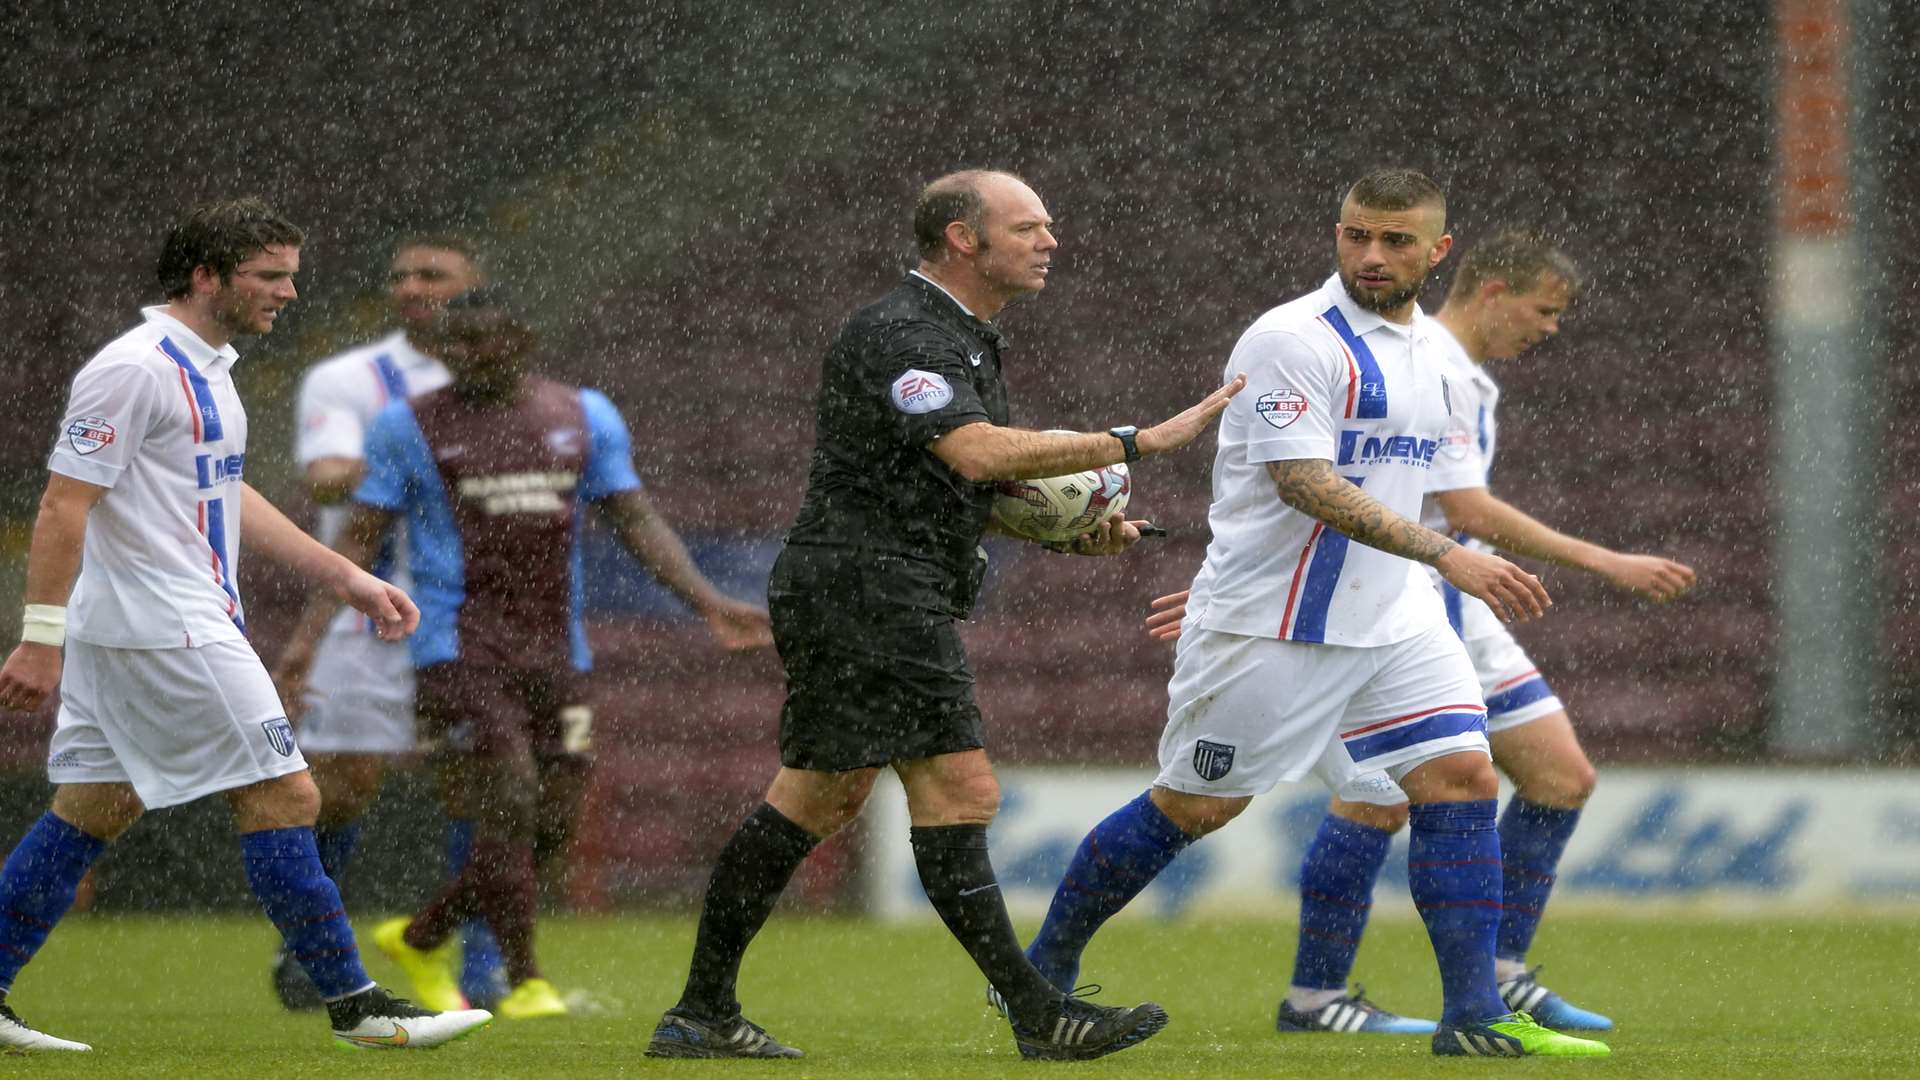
1009,990,1169,1061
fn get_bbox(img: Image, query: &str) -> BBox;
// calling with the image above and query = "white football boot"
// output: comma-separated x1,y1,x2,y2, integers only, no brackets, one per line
0,1000,90,1051
328,985,491,1050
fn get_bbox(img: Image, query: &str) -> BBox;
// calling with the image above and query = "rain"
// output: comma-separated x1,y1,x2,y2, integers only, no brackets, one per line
0,0,1916,1073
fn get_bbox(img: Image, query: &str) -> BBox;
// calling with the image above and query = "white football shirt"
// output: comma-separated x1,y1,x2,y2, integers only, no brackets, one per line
293,329,449,634
1186,275,1458,647
48,308,251,649
1421,324,1506,631
1421,323,1500,542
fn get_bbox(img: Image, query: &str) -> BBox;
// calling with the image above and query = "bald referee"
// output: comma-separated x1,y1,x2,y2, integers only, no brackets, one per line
646,170,1246,1062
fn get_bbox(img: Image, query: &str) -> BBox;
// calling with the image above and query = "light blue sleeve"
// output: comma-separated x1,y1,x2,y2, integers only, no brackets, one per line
579,388,643,501
353,401,428,511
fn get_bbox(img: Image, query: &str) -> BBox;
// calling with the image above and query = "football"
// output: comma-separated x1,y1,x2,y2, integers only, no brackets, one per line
993,463,1132,544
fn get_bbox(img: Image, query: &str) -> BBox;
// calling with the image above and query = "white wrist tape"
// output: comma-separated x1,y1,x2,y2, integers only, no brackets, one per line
21,605,66,648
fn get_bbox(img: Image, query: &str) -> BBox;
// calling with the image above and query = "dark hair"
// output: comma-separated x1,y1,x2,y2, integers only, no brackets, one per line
156,197,305,299
1343,168,1446,219
913,170,1015,258
391,230,487,270
1447,230,1583,303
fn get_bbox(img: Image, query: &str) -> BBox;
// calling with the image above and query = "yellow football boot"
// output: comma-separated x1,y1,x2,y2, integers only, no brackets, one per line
497,977,569,1020
369,917,468,1013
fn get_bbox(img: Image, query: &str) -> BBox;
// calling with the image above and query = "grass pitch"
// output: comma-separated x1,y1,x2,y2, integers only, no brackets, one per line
1,910,1914,1077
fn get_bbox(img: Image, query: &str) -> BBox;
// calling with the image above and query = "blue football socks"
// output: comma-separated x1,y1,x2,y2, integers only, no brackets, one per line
241,827,371,1001
447,819,506,998
1291,813,1393,991
1496,799,1581,963
1407,800,1507,1024
313,823,362,884
0,812,106,994
1025,790,1192,990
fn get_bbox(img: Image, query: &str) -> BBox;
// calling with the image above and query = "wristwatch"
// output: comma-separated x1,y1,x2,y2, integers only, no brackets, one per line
1109,425,1141,463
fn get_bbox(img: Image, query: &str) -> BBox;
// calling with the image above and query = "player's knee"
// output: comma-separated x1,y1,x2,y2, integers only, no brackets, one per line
314,777,378,826
49,784,144,842
1149,787,1248,838
1518,757,1597,808
1332,797,1409,833
1400,750,1499,804
229,771,324,830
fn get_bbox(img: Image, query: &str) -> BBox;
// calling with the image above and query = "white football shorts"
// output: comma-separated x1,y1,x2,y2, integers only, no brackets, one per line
1332,587,1570,806
1157,621,1489,799
1448,585,1564,734
49,638,309,809
295,626,417,754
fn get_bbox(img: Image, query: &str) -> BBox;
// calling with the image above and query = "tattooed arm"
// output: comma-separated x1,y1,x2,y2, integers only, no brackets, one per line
1267,459,1456,563
1265,458,1552,622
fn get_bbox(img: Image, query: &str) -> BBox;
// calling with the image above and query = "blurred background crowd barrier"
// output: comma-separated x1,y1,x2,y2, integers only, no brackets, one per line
0,0,1913,913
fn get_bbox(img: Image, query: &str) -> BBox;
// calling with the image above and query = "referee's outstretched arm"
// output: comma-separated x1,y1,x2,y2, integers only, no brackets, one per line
932,373,1247,483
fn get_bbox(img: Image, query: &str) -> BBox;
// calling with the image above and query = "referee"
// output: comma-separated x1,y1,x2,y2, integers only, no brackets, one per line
648,169,1245,1063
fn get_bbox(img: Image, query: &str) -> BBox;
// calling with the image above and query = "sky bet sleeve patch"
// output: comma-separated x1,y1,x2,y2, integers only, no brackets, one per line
66,416,117,454
1255,389,1308,430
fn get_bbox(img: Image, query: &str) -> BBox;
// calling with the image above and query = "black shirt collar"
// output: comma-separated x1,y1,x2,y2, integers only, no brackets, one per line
905,272,1005,348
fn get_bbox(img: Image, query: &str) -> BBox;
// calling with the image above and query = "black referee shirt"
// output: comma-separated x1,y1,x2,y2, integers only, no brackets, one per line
780,272,1010,619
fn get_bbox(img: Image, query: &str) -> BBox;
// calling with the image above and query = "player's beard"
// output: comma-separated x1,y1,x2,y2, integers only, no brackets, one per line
211,286,267,338
1337,261,1428,315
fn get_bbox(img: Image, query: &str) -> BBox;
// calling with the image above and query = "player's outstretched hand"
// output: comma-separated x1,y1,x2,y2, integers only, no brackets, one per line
704,598,774,652
1599,552,1697,603
1059,513,1146,557
337,571,419,641
0,643,62,713
1138,374,1249,456
1145,589,1190,641
1434,546,1551,624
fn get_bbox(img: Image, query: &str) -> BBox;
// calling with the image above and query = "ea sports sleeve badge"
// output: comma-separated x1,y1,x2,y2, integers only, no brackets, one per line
890,369,955,414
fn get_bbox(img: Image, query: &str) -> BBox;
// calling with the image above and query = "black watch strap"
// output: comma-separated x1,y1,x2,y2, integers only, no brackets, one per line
1109,425,1141,464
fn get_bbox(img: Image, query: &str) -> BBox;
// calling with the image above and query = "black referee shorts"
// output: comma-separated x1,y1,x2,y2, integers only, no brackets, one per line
769,589,986,773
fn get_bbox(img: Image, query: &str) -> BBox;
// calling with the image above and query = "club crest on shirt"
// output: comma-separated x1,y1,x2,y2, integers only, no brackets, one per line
1254,390,1308,430
1192,739,1236,782
890,369,954,414
66,416,116,455
261,718,297,758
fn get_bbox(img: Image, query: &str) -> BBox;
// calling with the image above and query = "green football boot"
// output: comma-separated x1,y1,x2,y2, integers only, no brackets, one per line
1433,1010,1611,1057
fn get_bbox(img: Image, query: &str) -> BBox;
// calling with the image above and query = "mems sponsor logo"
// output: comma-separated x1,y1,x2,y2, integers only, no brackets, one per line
195,452,246,488
457,471,578,514
1336,431,1438,468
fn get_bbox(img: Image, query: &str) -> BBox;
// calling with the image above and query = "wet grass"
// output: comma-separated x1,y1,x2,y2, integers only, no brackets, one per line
2,910,1914,1077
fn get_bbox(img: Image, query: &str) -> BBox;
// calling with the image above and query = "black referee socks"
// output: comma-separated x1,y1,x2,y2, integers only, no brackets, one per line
910,823,1061,1028
677,803,819,1020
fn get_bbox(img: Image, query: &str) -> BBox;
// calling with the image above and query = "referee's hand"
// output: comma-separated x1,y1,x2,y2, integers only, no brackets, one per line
1059,513,1148,556
1137,373,1248,456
